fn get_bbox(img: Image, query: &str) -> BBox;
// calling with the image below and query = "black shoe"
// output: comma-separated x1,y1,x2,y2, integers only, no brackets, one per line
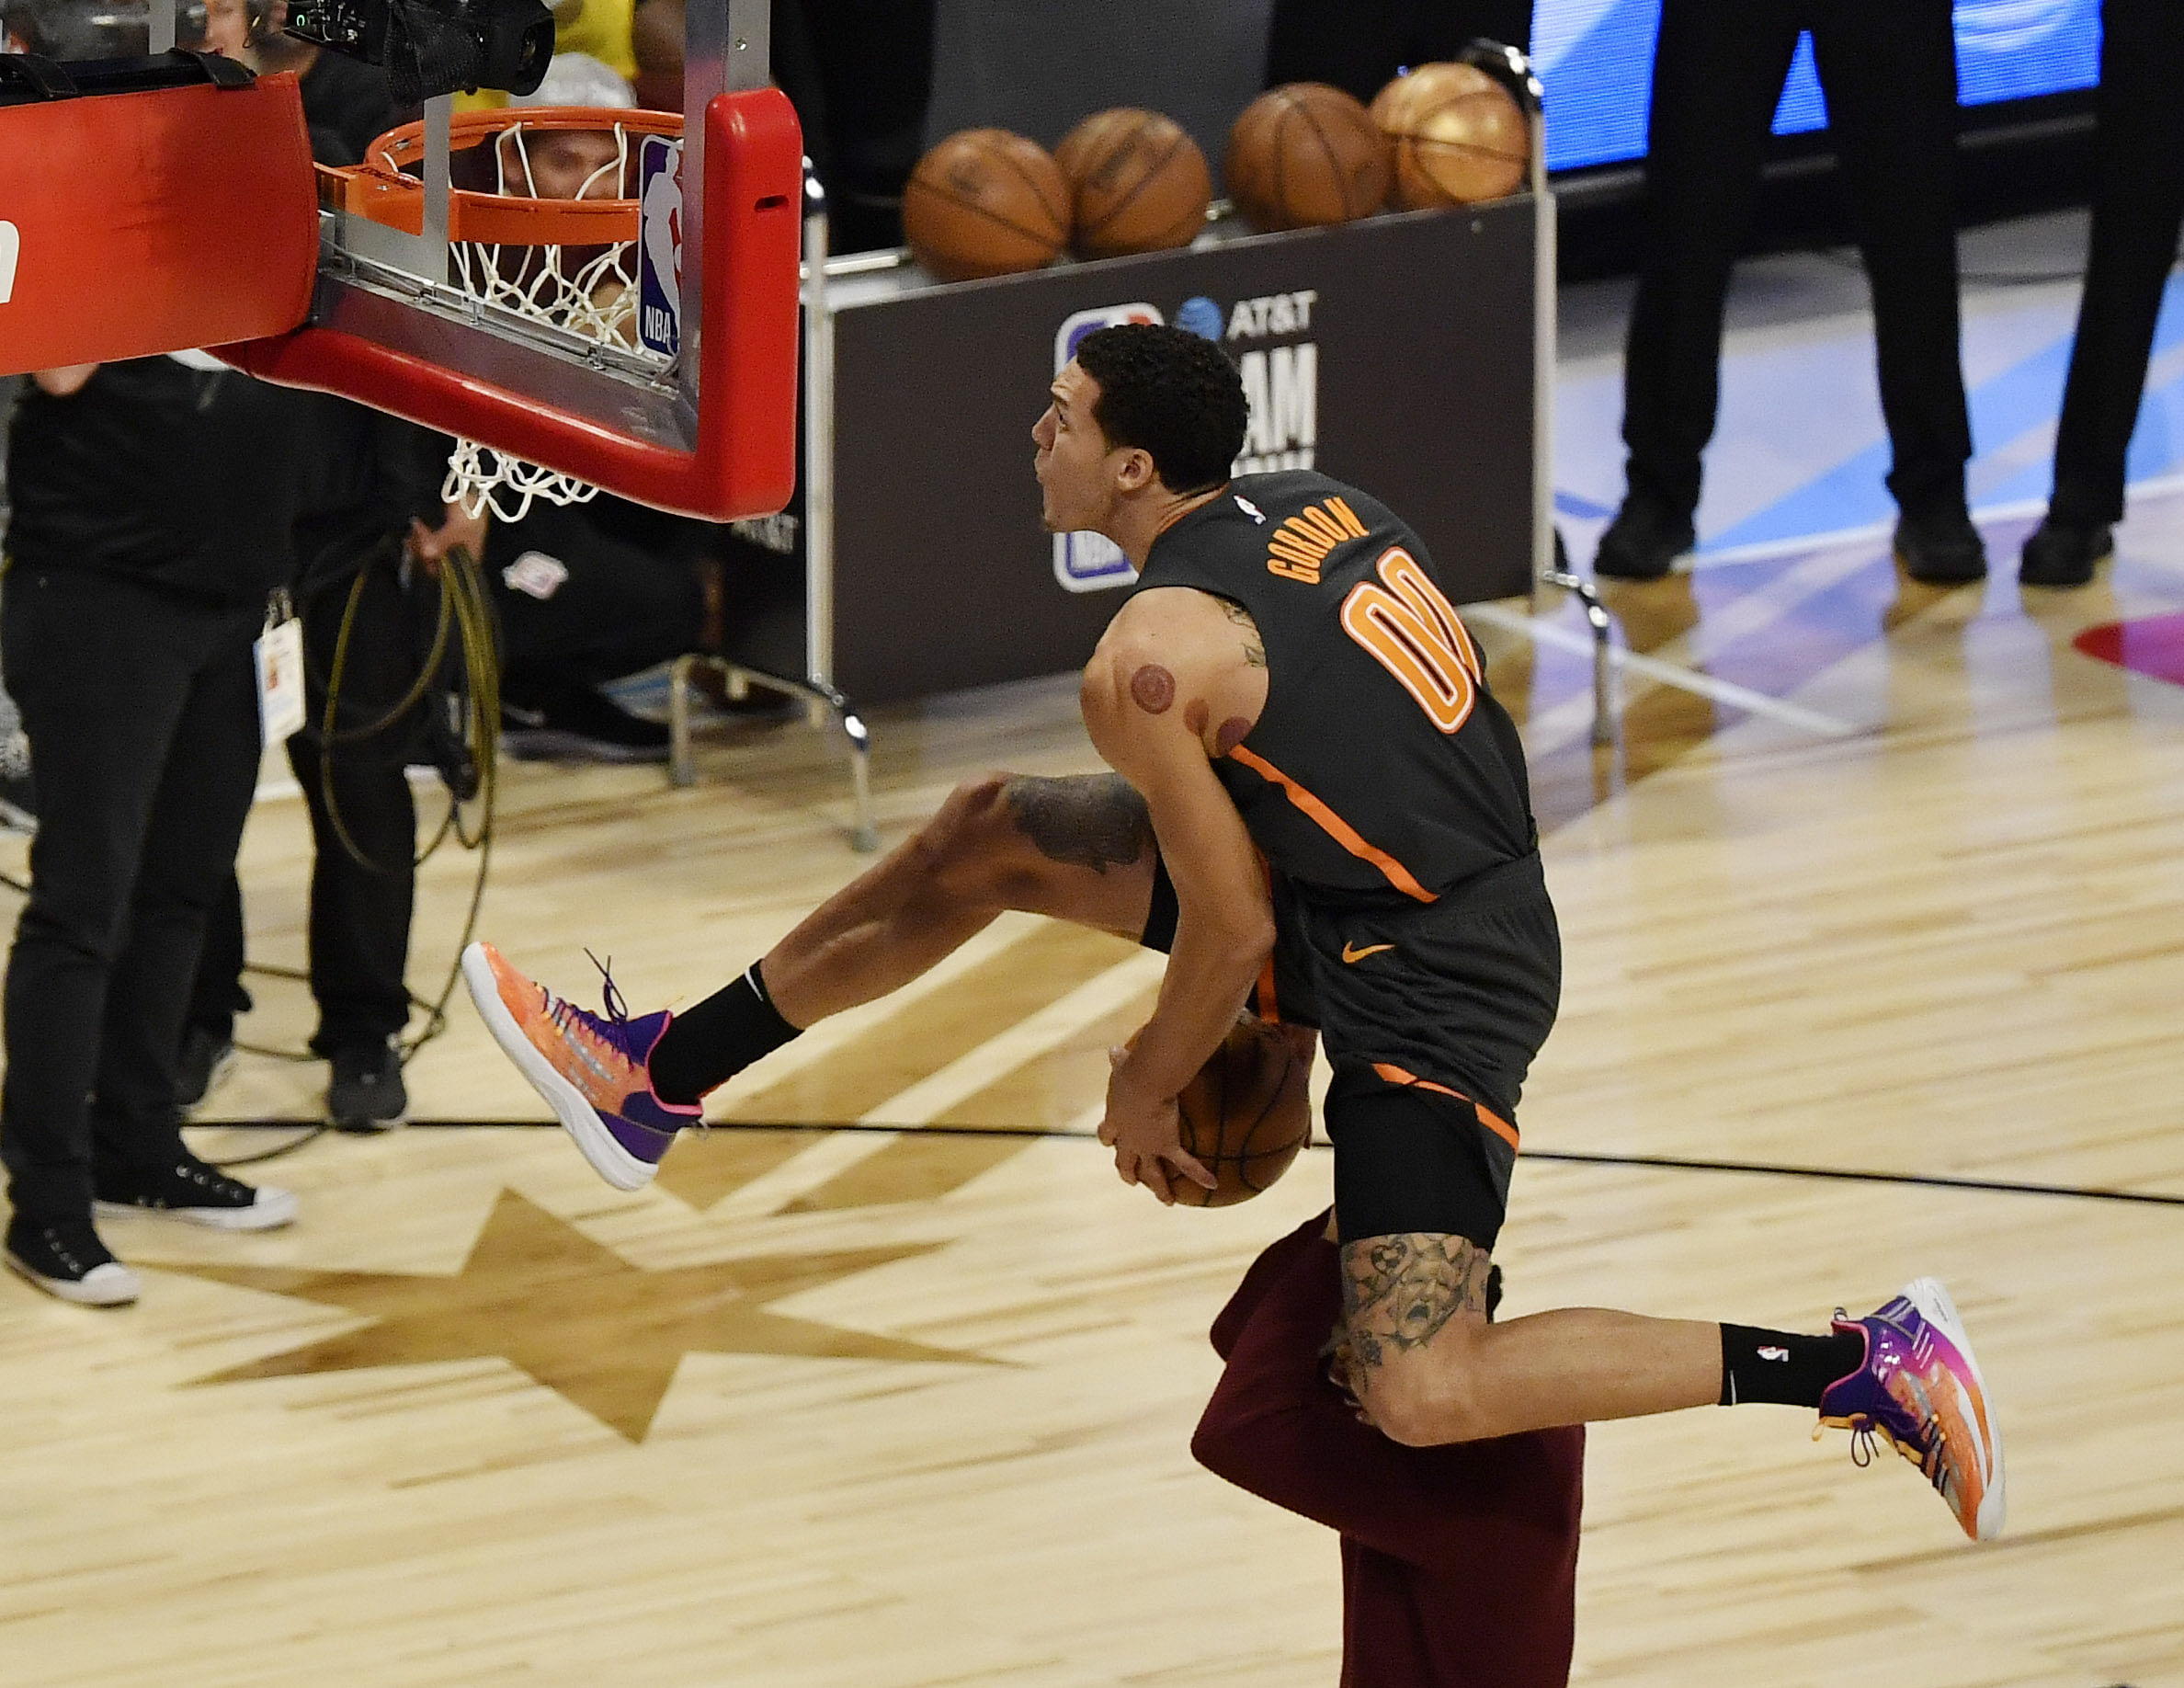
502,686,672,764
2018,518,2112,588
1895,509,1988,586
94,1153,300,1231
1592,497,1695,581
175,1024,236,1112
4,1215,141,1306
328,1036,409,1131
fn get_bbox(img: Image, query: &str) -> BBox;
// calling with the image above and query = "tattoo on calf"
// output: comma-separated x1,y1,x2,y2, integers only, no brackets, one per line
1339,1233,1491,1376
1002,774,1154,873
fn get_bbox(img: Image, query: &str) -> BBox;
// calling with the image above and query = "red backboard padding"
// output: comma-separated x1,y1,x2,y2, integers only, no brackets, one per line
222,88,803,523
0,74,317,376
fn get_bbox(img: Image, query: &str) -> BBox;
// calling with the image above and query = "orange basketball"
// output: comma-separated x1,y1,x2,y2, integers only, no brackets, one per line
1367,60,1483,138
1378,63,1530,209
1052,107,1211,260
903,128,1071,282
1225,82,1391,233
1136,1016,1311,1208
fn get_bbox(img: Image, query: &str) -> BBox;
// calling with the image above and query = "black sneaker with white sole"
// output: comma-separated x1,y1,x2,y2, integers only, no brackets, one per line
327,1037,409,1132
5,1215,142,1306
93,1154,300,1231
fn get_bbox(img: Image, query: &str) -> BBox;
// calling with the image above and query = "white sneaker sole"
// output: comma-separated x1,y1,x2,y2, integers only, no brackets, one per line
1903,1275,2007,1541
461,942,656,1192
95,1185,300,1232
6,1250,142,1306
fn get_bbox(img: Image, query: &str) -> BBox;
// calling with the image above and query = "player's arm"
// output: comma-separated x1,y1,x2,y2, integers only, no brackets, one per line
1083,600,1275,1203
31,366,97,397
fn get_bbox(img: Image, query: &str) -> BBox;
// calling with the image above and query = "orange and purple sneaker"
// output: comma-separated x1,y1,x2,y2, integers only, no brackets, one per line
1818,1277,2006,1541
461,941,699,1191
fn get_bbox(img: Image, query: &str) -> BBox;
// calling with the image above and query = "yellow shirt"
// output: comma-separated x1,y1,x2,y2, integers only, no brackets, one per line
454,0,635,111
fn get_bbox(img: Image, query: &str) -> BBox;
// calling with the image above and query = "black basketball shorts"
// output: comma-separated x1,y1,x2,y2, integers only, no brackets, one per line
1140,850,1561,1252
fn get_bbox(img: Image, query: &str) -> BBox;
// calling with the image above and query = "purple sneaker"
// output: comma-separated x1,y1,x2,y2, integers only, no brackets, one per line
1818,1277,2006,1541
461,941,700,1191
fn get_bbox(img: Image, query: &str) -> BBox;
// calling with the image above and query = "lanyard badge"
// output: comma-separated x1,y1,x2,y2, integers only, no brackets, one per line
255,588,307,744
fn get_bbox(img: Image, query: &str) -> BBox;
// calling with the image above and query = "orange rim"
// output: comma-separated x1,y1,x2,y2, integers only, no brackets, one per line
320,106,682,246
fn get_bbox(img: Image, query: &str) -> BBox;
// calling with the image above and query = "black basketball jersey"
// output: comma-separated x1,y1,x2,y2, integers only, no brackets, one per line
1131,470,1536,905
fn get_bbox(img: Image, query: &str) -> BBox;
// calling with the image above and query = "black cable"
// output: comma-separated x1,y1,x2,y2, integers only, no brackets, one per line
187,1117,2184,1210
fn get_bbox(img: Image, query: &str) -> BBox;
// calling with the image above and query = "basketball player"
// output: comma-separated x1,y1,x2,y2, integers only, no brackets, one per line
464,323,2005,1544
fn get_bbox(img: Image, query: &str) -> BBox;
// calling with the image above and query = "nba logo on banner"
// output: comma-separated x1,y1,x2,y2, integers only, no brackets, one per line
637,136,683,359
1052,302,1164,593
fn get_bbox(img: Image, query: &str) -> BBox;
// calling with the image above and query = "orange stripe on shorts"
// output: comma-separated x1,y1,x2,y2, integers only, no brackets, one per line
1370,1061,1520,1153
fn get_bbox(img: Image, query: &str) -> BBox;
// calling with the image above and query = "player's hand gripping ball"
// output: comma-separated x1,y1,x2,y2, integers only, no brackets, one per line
1115,1017,1311,1207
903,128,1072,281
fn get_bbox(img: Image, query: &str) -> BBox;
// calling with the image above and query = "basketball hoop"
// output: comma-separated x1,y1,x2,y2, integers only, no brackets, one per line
323,106,682,520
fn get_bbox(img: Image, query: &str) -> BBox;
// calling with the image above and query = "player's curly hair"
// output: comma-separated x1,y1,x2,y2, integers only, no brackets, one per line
1074,324,1247,496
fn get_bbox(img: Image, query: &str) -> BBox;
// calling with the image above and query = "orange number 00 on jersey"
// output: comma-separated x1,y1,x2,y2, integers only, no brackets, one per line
1338,547,1484,733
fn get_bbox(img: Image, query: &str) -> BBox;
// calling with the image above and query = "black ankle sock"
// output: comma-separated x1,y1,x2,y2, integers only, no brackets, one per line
646,964,800,1105
1718,1324,1865,1409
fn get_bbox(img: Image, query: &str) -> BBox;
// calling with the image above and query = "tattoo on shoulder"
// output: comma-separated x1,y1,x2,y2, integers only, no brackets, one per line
1217,599,1268,668
1339,1233,1490,1375
1003,774,1153,873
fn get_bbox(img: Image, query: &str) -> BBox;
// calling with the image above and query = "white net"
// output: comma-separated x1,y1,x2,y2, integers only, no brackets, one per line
436,118,676,522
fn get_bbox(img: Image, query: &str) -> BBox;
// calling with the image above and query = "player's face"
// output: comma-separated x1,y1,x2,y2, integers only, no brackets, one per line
1032,361,1124,535
506,130,625,200
190,0,252,57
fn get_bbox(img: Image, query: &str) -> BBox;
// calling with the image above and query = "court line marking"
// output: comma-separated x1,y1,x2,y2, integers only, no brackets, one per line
1465,599,1860,740
189,1119,2184,1208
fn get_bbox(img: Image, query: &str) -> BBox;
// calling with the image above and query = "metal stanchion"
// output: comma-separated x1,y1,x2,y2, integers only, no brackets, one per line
1471,40,1617,748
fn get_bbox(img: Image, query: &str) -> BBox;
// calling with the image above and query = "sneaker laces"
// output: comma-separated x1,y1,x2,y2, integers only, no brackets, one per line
540,951,630,1044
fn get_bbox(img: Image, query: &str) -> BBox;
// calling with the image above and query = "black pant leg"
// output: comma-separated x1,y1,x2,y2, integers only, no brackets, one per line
291,555,419,1055
1266,0,1534,102
186,872,252,1039
2052,0,2184,527
1809,1,1973,522
1620,0,1805,519
0,572,231,1221
89,609,265,1169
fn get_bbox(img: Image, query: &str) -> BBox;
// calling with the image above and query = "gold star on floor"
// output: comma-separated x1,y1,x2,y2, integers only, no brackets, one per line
161,1189,989,1441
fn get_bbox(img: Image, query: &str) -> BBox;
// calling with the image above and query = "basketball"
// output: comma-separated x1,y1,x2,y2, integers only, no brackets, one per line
1159,1016,1312,1207
1225,82,1392,233
1052,108,1211,260
1377,63,1530,209
903,128,1072,282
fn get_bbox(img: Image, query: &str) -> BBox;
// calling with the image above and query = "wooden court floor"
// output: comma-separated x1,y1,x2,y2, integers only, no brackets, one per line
4,503,2183,1687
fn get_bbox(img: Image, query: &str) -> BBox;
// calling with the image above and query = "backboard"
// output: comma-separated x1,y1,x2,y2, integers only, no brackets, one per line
223,0,802,520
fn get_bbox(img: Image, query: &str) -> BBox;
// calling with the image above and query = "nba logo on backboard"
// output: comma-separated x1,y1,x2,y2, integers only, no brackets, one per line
637,137,682,359
0,222,19,306
1052,302,1164,593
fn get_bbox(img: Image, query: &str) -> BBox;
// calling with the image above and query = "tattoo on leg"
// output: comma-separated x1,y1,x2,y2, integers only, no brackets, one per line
1339,1233,1491,1376
1002,774,1153,873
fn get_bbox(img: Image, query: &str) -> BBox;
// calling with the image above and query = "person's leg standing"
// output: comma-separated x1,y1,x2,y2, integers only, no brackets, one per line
1597,0,1803,579
1810,0,1982,585
2027,0,2184,584
176,872,249,1109
290,552,418,1128
87,597,268,1180
2,572,216,1299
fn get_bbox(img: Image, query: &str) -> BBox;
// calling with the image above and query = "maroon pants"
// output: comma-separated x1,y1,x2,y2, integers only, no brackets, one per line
1192,1213,1584,1688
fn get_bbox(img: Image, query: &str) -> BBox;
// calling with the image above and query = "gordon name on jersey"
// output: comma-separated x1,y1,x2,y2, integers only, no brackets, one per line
1132,470,1537,905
